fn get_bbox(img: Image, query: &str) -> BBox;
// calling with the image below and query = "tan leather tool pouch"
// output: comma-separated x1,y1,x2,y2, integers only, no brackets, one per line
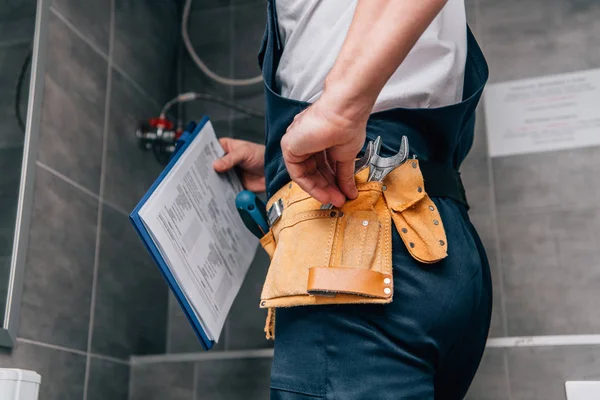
259,160,448,338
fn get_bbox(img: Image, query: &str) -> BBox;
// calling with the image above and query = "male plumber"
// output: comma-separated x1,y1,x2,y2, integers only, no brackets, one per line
214,0,491,398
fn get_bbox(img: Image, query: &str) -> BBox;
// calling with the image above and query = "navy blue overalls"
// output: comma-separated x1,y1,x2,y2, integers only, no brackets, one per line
258,1,492,398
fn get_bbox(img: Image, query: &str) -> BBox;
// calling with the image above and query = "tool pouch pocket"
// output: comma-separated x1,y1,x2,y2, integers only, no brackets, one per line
259,178,394,312
382,160,448,264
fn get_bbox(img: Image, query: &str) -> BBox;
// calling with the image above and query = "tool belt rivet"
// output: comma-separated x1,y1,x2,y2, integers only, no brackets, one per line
384,288,391,295
383,278,391,285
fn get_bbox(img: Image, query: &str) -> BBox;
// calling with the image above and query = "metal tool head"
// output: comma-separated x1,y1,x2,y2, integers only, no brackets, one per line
367,135,410,182
354,140,376,174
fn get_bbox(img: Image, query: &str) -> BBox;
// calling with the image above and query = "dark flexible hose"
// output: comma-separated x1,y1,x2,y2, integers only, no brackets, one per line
15,50,32,133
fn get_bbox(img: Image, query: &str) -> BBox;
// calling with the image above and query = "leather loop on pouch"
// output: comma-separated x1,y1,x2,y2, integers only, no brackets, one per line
307,267,393,299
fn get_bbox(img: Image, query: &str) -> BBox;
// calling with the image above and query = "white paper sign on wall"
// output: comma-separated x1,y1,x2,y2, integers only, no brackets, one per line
565,381,600,400
483,69,600,157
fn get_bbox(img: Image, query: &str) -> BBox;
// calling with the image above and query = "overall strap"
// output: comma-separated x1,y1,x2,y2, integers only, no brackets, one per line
259,0,283,90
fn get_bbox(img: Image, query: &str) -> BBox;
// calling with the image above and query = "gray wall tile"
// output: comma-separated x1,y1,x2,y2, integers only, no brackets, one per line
167,291,226,353
19,166,97,350
87,357,130,400
461,108,491,214
227,248,272,350
0,43,31,148
469,213,503,338
0,147,20,323
103,70,163,211
0,0,37,43
499,207,600,336
508,345,600,400
466,348,509,400
91,203,167,359
481,0,600,83
191,0,229,11
52,0,111,54
0,147,22,257
493,146,600,214
0,341,86,400
113,0,179,104
214,118,234,139
183,6,233,122
231,115,264,143
195,357,272,399
465,0,477,32
232,1,266,114
130,361,194,400
0,256,10,322
38,11,107,194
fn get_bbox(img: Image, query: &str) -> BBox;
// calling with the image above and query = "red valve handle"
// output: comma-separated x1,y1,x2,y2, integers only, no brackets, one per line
149,117,174,130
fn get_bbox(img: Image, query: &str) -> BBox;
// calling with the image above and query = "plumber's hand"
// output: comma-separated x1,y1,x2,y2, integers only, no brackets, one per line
281,98,367,208
213,138,266,193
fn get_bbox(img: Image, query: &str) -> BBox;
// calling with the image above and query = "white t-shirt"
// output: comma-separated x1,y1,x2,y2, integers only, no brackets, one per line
275,0,467,112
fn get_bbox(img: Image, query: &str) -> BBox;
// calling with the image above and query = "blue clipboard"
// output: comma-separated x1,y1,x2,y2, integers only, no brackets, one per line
129,116,214,350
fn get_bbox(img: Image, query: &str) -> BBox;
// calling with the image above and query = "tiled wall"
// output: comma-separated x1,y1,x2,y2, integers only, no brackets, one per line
166,0,269,354
130,355,272,400
464,0,600,399
133,0,600,399
0,0,36,323
0,1,179,399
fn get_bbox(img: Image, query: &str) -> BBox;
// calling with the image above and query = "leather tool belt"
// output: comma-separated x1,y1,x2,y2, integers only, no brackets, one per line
258,159,460,339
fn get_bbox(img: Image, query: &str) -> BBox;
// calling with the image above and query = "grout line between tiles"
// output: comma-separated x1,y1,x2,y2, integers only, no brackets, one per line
130,348,275,365
101,199,131,219
51,4,165,111
36,161,100,201
16,337,88,357
89,352,130,366
49,6,108,61
487,335,600,348
503,348,514,400
112,63,162,110
192,363,199,400
83,1,115,398
128,363,136,400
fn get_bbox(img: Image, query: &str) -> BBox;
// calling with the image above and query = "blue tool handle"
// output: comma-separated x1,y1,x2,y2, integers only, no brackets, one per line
235,190,269,238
